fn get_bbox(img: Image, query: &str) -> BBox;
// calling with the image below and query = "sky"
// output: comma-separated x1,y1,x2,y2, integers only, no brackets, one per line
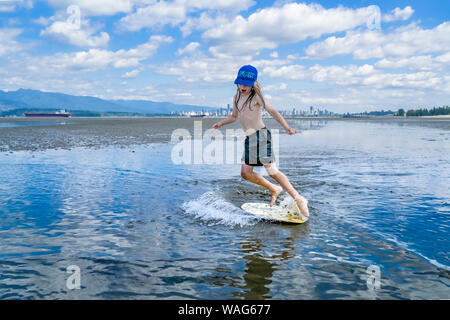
0,0,449,113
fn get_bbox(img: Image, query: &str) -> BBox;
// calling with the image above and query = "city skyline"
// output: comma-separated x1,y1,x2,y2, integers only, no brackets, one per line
171,104,335,117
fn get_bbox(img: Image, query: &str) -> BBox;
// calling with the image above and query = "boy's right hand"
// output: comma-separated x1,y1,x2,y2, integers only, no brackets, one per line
212,122,222,130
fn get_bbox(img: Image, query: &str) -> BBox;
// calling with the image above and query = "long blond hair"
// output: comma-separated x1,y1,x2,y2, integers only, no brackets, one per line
234,80,266,112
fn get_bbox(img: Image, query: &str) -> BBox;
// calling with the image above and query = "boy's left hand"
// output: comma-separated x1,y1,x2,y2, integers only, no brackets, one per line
286,127,297,135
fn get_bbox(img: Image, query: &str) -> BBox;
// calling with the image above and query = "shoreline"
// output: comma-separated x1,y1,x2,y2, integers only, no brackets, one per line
1,115,450,122
419,115,450,118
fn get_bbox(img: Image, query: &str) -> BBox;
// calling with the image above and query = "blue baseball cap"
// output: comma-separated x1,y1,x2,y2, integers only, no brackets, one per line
234,65,258,87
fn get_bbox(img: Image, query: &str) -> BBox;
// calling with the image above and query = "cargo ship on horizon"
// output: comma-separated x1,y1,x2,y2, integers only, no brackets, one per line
189,114,206,118
24,109,71,118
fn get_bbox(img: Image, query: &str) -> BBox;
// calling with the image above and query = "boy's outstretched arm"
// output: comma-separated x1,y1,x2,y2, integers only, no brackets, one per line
212,103,238,129
264,104,297,135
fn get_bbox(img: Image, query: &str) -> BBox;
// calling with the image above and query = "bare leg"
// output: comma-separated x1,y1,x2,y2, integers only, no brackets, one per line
264,163,310,218
241,163,283,207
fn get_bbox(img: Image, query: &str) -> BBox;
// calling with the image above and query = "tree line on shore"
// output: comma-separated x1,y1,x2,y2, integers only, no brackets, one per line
395,106,449,117
319,105,449,118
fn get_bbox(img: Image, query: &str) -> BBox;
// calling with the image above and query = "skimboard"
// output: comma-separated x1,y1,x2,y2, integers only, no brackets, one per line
241,202,308,224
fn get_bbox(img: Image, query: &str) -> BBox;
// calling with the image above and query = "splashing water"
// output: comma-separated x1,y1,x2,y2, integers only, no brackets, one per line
181,190,261,227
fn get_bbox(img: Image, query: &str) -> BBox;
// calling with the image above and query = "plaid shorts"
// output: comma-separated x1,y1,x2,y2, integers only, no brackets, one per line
241,127,276,166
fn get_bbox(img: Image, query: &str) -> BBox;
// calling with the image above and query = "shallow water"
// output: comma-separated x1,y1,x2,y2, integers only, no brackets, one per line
0,118,449,299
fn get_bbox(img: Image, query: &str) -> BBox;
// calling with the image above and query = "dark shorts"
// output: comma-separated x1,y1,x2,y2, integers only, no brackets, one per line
241,127,276,166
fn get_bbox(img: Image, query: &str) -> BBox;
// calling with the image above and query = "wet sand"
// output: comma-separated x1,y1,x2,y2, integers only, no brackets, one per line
0,117,223,152
0,116,449,152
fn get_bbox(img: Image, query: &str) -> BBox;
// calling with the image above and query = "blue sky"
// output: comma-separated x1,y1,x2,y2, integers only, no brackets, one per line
0,0,449,113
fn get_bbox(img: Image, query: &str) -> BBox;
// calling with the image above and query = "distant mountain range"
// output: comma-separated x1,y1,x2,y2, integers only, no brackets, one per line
0,89,217,114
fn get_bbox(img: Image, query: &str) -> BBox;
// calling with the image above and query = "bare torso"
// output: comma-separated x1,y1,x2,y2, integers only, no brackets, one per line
236,94,266,135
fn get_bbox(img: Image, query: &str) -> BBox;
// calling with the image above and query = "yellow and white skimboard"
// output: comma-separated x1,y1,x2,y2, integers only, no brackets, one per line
241,202,308,224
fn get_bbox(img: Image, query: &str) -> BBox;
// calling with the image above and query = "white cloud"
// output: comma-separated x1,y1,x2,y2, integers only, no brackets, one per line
435,51,450,63
361,71,441,89
47,0,134,16
202,3,384,56
262,64,307,80
58,49,115,71
123,35,173,58
277,81,450,112
114,57,140,68
0,4,15,12
176,92,192,97
310,64,376,85
176,0,255,12
0,28,25,56
304,22,450,60
373,51,450,75
118,1,187,31
109,84,165,101
0,34,172,97
153,52,294,84
122,68,142,78
180,12,230,37
287,92,354,106
14,35,173,74
304,30,385,60
33,16,53,26
177,42,200,55
264,63,449,92
0,0,32,12
383,6,414,22
154,55,238,83
118,0,255,32
265,82,287,92
375,55,437,71
41,19,110,47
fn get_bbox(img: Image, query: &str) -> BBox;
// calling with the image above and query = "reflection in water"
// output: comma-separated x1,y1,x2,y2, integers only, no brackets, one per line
241,240,275,300
289,119,328,131
210,224,310,300
239,229,300,300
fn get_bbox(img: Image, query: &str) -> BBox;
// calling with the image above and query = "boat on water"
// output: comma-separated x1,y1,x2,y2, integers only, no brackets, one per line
24,109,71,118
190,114,206,118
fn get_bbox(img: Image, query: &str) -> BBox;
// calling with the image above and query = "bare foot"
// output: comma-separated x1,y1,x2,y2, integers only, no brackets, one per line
294,195,310,219
270,186,283,207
